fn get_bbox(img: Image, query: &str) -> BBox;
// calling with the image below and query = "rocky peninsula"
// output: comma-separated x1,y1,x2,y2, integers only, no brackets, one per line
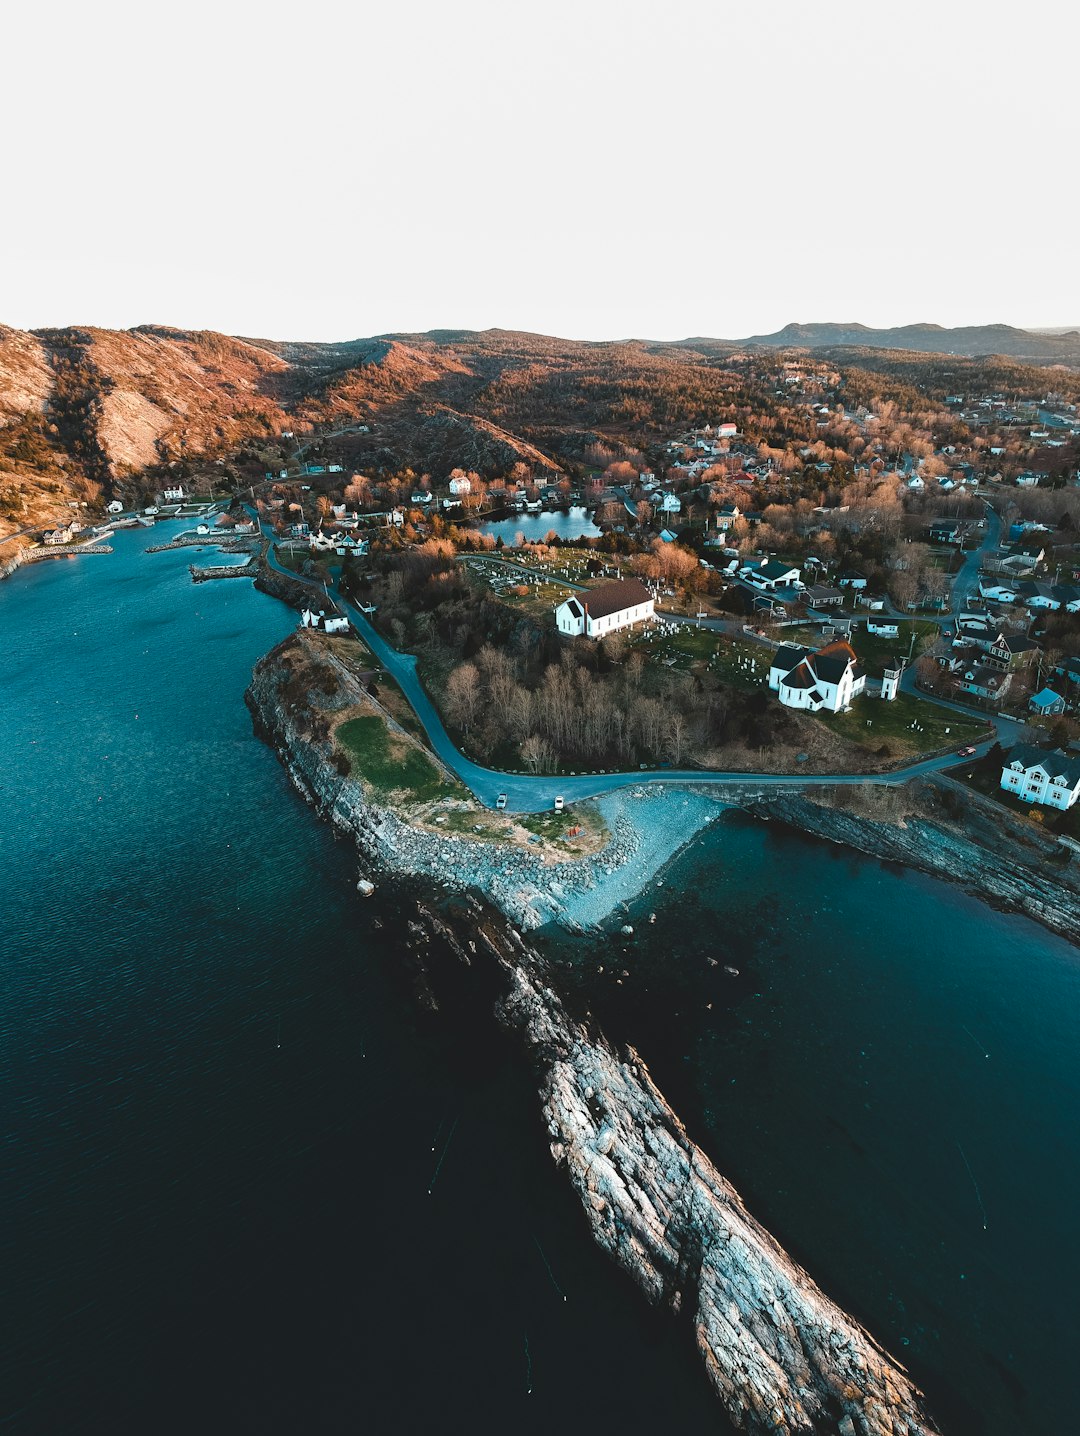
246,631,943,1434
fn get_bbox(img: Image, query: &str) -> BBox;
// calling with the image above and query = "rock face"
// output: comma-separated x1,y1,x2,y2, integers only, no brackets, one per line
424,903,940,1436
746,782,1080,947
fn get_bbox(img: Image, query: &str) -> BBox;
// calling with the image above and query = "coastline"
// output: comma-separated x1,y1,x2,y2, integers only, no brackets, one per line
245,635,942,1435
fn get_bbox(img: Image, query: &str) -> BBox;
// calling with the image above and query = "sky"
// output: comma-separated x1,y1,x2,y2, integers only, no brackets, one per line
3,0,1077,342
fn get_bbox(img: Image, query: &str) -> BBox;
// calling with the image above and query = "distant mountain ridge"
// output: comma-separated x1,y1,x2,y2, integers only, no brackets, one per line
734,321,1080,361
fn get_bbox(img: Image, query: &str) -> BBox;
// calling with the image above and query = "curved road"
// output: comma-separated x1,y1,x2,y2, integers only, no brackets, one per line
260,540,1023,813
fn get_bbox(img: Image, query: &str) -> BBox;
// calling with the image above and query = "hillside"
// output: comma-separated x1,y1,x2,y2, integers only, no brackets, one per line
2,318,1078,548
737,321,1080,363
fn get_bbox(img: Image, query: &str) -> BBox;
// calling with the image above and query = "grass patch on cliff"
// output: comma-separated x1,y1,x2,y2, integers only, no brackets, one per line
336,715,450,804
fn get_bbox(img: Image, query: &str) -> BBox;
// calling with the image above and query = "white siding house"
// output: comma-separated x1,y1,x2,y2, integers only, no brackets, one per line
556,579,654,639
1000,746,1080,809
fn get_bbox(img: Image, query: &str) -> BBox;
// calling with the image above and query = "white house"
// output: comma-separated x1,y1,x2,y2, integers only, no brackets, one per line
106,499,124,515
323,615,350,634
1000,745,1080,809
867,620,899,637
905,475,925,490
745,560,802,591
768,640,866,713
556,578,655,639
163,483,186,502
979,580,1019,603
448,474,472,496
717,422,738,438
659,492,682,513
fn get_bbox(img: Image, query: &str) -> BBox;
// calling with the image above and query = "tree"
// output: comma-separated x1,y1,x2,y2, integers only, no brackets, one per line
445,663,480,731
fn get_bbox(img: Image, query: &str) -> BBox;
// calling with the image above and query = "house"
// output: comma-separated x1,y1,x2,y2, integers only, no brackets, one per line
955,664,1012,704
106,500,124,515
983,634,1039,673
906,475,925,490
714,503,741,531
979,580,1019,603
717,422,737,438
1000,745,1080,808
555,578,655,639
837,570,868,590
929,520,961,545
448,475,472,496
323,616,350,635
768,640,866,713
42,522,78,545
804,584,844,608
658,529,679,543
659,492,682,513
867,620,900,638
746,560,801,591
857,592,887,611
1029,688,1066,718
162,483,186,502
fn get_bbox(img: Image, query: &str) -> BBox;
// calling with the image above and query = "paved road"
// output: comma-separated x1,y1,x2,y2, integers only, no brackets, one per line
950,503,1000,616
261,542,1020,813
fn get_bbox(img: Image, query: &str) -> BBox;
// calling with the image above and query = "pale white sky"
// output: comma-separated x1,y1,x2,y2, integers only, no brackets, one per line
3,0,1077,342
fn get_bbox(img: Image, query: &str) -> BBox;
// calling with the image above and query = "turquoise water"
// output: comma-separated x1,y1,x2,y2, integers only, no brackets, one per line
0,526,717,1433
549,814,1080,1434
3,525,1076,1434
476,507,601,543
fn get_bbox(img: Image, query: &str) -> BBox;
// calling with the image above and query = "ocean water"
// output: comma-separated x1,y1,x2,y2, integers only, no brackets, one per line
2,524,1076,1435
0,525,719,1434
547,814,1080,1435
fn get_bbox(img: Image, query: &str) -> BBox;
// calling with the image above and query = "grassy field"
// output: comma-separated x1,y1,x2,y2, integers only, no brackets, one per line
783,620,939,667
635,628,769,685
824,692,989,756
336,714,454,803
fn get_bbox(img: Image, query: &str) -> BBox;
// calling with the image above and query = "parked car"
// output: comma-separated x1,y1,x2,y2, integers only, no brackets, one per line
496,793,507,809
956,745,977,757
553,796,564,812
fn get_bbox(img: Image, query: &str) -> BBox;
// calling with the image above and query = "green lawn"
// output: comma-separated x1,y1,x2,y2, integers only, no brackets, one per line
824,692,989,755
336,715,454,803
783,620,939,667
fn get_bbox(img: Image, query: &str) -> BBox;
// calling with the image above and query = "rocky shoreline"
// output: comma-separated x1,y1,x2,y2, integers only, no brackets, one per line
410,898,939,1436
246,638,723,931
745,780,1080,947
246,638,945,1434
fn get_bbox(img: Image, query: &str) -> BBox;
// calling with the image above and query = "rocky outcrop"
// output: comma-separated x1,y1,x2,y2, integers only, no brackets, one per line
246,637,680,930
746,781,1080,946
417,901,940,1436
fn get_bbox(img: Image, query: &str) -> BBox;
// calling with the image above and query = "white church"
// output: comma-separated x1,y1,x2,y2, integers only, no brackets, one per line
556,578,655,639
768,639,867,713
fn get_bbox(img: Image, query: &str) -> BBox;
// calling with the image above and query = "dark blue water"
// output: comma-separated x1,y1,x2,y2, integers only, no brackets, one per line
477,508,600,544
553,816,1080,1435
4,527,1077,1436
0,526,717,1434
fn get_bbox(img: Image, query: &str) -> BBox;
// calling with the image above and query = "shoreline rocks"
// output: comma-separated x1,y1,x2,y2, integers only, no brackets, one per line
416,900,940,1436
246,638,946,1432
